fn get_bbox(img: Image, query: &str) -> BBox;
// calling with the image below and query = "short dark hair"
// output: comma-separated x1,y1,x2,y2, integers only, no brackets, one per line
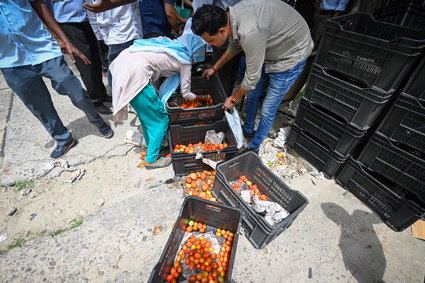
191,5,227,36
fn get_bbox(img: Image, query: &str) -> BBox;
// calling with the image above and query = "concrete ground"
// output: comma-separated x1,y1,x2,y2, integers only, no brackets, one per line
0,58,424,283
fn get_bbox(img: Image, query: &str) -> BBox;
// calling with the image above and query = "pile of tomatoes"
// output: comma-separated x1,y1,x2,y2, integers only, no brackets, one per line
179,94,214,109
184,171,218,203
173,142,228,153
230,175,268,201
165,221,234,283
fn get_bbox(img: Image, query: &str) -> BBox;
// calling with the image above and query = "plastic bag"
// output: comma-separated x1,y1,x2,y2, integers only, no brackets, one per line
225,109,244,149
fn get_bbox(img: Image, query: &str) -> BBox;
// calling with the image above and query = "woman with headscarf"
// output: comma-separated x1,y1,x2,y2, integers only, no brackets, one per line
110,32,206,169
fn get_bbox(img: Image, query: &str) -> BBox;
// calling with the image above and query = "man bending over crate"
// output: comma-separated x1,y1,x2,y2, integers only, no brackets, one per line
191,0,313,154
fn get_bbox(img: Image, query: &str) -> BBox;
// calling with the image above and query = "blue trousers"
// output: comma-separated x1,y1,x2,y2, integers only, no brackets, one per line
1,56,105,146
243,60,306,150
107,40,134,86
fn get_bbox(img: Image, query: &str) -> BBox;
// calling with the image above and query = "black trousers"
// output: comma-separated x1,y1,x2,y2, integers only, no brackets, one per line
212,43,242,97
60,21,108,105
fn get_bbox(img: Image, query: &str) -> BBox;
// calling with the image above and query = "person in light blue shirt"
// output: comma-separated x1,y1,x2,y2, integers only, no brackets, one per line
0,0,114,159
46,0,112,114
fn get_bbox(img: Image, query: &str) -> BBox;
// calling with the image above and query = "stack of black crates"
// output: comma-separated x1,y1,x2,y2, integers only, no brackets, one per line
288,6,425,231
167,75,238,176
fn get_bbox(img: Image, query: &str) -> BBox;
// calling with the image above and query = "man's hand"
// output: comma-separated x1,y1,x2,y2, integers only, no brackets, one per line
82,0,135,13
64,41,91,64
202,68,215,80
222,96,237,110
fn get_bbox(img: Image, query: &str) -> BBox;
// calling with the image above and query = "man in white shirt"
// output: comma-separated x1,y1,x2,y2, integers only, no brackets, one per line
85,0,143,85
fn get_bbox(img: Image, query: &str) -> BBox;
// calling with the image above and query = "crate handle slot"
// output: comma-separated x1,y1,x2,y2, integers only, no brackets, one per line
205,204,222,213
227,160,240,168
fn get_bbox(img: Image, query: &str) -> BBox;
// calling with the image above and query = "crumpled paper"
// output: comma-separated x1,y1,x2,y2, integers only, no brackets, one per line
66,168,86,183
42,159,69,173
252,195,290,226
273,127,291,151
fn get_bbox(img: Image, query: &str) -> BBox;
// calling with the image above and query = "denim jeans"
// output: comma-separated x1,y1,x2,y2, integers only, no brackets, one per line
107,40,134,86
243,60,306,151
1,56,105,146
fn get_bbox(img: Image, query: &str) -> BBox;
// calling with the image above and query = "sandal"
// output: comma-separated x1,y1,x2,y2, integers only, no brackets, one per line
145,156,172,170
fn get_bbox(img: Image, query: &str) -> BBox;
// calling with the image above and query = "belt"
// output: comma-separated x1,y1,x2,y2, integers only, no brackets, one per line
320,10,335,15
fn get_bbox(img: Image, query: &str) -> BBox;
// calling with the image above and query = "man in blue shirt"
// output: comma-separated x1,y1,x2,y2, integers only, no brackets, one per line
0,0,114,159
46,0,112,115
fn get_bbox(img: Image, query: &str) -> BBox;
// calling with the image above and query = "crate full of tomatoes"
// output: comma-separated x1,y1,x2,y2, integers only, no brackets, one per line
148,197,241,283
182,170,219,203
169,119,237,176
212,151,309,249
166,75,227,125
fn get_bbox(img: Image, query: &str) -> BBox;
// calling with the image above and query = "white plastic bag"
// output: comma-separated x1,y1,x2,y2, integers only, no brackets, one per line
225,109,244,149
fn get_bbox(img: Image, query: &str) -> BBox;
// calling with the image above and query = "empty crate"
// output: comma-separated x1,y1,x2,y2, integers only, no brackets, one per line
294,99,367,157
377,94,425,153
337,158,425,232
315,13,425,92
303,64,394,129
358,133,425,204
287,125,347,178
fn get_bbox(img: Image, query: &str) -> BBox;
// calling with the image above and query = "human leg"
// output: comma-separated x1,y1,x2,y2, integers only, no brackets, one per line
130,84,170,166
107,40,134,86
60,22,108,105
249,60,306,151
41,56,111,133
1,65,72,146
242,70,269,136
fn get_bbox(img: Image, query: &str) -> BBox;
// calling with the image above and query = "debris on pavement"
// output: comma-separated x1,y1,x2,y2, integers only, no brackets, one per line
153,226,162,235
66,168,86,183
6,207,17,216
41,159,69,173
258,138,310,180
125,130,144,147
20,188,32,196
95,198,105,207
0,234,7,243
273,127,291,151
311,172,325,180
29,213,38,221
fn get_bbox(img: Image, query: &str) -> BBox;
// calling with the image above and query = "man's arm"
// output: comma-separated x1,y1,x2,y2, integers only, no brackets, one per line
164,1,183,36
30,0,90,64
202,49,237,79
82,0,136,13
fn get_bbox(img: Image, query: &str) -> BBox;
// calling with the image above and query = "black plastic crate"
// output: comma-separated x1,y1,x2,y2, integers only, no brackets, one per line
211,152,308,249
287,125,347,178
294,99,367,157
374,1,425,29
303,64,394,129
315,13,425,92
358,133,425,203
166,75,227,125
149,197,241,283
377,94,425,153
169,119,238,176
337,158,425,232
401,55,425,103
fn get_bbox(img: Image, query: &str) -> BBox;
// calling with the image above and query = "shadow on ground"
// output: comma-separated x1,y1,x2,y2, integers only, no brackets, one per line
321,202,386,283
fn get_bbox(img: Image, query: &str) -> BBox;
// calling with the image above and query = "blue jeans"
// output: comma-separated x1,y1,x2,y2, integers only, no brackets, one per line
1,56,105,147
243,60,306,151
107,40,134,86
